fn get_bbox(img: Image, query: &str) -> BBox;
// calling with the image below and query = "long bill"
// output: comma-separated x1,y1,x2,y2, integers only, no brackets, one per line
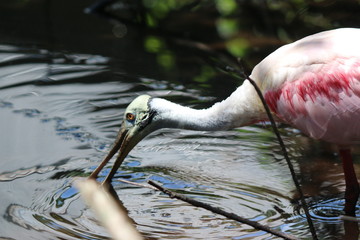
89,124,148,184
102,129,136,183
88,127,127,180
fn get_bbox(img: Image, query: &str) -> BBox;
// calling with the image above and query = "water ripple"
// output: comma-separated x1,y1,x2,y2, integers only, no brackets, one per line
1,40,359,240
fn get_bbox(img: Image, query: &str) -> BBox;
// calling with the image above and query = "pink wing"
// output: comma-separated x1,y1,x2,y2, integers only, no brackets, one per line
253,29,360,145
264,60,360,145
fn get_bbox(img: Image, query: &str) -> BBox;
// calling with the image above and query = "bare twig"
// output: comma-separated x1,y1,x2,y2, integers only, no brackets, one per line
117,178,158,190
77,179,144,240
148,180,298,240
341,215,360,222
224,65,318,240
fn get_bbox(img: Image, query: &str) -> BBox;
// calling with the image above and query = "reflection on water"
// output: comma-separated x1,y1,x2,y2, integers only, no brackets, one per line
0,43,359,239
0,2,360,239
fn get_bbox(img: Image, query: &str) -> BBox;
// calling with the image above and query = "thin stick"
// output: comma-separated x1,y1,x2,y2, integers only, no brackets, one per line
225,65,318,240
118,179,297,238
340,215,360,222
117,179,158,190
148,180,298,240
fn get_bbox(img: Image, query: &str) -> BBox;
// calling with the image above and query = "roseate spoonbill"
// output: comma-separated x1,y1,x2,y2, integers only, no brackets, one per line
89,28,360,216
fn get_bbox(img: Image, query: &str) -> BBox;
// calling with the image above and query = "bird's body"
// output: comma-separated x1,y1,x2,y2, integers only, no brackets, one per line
151,28,360,145
90,28,360,216
257,28,360,145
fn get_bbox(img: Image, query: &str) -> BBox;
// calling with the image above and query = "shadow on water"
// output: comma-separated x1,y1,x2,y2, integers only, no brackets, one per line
1,1,360,239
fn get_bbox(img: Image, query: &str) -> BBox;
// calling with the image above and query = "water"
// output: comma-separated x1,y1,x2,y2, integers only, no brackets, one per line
1,1,360,239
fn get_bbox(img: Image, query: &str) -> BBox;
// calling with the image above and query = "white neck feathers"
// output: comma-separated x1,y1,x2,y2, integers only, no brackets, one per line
149,81,266,131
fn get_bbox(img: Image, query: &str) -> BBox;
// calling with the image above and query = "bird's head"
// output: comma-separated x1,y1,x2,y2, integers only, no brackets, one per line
90,95,163,181
114,95,159,164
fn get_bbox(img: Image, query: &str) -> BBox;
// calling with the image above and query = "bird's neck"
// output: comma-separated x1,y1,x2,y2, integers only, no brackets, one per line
150,81,266,131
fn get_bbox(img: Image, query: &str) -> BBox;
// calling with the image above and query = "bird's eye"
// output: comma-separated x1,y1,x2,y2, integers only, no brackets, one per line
126,113,135,121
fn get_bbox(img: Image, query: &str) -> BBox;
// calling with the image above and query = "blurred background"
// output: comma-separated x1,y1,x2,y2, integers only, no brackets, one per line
0,0,360,239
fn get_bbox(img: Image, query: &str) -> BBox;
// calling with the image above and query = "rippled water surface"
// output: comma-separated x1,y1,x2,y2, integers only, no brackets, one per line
1,1,360,240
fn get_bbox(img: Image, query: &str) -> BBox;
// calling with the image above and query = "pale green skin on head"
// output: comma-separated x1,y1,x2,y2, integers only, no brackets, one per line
125,95,151,116
123,95,152,129
121,94,161,150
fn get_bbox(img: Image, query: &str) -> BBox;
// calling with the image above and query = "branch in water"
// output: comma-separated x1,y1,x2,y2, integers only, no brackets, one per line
148,180,298,240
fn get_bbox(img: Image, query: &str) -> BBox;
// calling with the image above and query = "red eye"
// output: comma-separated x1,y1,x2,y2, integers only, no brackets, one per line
126,113,135,121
